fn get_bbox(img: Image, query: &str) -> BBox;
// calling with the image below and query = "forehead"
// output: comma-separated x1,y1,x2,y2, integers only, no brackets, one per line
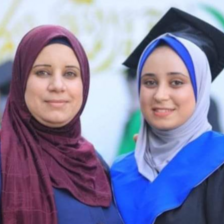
145,45,180,62
37,43,75,57
33,44,80,66
142,45,189,75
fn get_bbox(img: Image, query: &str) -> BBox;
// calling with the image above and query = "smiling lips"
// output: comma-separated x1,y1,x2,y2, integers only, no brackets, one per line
152,108,175,117
45,100,68,107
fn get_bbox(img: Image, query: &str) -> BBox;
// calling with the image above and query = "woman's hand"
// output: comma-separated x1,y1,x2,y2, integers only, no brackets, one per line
133,134,138,142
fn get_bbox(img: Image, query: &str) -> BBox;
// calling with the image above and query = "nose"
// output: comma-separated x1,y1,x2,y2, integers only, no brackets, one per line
48,73,66,92
153,84,170,102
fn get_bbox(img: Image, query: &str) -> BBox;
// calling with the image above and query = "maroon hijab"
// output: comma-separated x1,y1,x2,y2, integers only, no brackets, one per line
1,25,111,224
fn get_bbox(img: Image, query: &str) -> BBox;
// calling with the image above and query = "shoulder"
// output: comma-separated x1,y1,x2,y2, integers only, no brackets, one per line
201,131,224,186
111,151,136,176
95,151,108,168
206,130,224,140
203,162,224,220
207,162,224,185
112,151,135,167
206,131,224,148
197,130,224,148
95,150,110,177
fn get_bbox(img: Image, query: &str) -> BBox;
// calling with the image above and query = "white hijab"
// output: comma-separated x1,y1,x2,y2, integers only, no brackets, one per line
135,34,212,182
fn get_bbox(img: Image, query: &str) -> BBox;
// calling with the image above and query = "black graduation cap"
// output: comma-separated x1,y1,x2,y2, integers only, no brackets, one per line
123,7,224,81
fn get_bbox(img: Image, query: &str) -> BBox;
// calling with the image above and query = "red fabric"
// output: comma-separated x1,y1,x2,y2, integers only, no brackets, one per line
1,25,111,224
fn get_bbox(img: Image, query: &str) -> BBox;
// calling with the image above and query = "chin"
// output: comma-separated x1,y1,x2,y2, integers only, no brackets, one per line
149,121,179,131
40,116,72,128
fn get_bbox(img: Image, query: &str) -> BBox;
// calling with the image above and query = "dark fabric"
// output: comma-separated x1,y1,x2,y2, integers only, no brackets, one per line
123,7,224,81
155,163,224,224
53,188,124,224
1,25,111,224
48,37,72,48
0,61,12,93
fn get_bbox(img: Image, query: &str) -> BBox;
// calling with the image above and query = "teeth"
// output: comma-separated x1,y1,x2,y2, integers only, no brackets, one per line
154,109,172,112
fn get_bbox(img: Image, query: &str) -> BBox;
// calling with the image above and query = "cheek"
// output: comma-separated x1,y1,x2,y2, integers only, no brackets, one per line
178,88,195,103
174,88,196,114
77,90,83,106
25,80,36,109
25,79,42,98
25,77,46,116
139,87,153,108
69,80,84,105
139,87,154,122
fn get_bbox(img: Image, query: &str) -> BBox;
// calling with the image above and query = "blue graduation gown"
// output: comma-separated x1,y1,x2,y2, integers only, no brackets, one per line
111,131,224,224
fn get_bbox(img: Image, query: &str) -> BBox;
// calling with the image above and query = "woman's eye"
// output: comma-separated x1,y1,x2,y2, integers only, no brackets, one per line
35,70,49,77
171,80,184,86
143,80,157,87
64,71,77,78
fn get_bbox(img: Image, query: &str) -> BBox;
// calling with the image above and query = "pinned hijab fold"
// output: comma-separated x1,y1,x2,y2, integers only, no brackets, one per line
135,34,212,181
1,25,111,224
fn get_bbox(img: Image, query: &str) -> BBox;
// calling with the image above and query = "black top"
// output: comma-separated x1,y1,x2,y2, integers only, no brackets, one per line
156,163,224,224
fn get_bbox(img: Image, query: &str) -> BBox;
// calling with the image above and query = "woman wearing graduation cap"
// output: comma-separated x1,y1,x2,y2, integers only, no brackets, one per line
0,25,124,224
111,7,224,224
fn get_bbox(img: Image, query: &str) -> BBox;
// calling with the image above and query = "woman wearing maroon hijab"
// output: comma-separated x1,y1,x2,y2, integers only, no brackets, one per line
0,25,123,224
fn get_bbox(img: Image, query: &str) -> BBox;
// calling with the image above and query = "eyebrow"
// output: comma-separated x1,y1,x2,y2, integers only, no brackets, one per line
33,64,51,68
65,65,80,70
141,72,188,78
32,64,80,70
141,73,156,78
167,72,188,77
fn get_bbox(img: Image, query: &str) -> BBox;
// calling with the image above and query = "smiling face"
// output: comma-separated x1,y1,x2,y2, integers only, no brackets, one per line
25,43,83,128
140,45,196,130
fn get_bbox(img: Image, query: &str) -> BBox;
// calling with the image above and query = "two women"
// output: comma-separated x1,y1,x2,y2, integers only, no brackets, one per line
111,7,224,224
1,25,123,224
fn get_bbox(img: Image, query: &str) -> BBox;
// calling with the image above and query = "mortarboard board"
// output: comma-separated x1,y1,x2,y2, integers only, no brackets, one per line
123,7,224,81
